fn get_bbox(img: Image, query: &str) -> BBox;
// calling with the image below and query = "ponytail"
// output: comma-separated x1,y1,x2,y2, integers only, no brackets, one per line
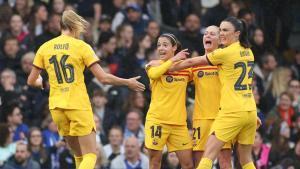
60,10,89,37
239,19,251,48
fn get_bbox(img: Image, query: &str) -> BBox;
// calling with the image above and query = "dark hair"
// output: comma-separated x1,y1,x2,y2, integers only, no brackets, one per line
0,123,10,147
237,8,252,19
223,16,251,48
159,33,182,54
97,32,114,47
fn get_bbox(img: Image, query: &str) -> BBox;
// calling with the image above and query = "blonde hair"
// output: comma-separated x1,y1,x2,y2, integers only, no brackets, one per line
271,67,292,98
61,10,89,36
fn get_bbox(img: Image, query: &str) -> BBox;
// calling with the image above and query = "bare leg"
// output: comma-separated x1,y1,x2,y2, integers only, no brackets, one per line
147,149,163,169
176,149,194,169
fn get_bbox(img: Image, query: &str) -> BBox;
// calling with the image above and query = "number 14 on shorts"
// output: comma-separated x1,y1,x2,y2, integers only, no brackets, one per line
150,125,162,138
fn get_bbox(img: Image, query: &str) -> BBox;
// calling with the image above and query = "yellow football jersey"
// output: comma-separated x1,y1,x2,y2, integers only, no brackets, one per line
192,65,221,120
33,35,99,110
207,42,256,112
146,65,192,125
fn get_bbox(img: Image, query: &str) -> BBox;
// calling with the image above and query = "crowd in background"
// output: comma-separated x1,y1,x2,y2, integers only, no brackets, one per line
0,0,300,169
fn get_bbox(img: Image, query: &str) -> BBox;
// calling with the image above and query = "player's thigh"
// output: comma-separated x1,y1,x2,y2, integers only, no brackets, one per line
145,121,170,151
211,112,244,143
167,125,192,152
193,119,214,152
65,109,96,136
237,111,257,145
50,108,70,136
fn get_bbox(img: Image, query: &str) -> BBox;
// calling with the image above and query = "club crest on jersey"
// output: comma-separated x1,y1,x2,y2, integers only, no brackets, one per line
166,76,173,83
197,71,204,78
152,138,158,145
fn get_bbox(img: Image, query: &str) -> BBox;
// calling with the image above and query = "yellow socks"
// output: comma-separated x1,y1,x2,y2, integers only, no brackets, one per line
242,162,256,169
78,153,97,169
196,158,213,169
74,155,83,169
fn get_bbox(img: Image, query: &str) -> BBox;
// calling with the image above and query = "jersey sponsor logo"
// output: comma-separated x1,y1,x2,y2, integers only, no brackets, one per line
198,71,204,78
166,76,173,83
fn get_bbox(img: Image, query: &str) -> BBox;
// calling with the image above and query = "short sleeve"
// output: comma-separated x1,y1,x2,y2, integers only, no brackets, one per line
33,46,45,69
81,42,100,67
206,48,224,66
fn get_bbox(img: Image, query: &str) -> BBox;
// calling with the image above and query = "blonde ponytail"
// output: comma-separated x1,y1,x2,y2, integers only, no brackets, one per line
61,10,89,36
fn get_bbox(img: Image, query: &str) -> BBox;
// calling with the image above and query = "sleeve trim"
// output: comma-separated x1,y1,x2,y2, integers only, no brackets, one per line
32,64,44,70
88,60,100,68
206,54,214,66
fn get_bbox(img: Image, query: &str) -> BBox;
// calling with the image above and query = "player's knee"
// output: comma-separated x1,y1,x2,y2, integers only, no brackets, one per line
181,160,194,169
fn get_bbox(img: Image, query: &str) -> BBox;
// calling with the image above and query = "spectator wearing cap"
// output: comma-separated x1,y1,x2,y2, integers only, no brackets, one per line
112,3,149,34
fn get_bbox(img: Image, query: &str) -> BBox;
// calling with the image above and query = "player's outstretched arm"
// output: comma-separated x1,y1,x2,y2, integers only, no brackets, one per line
169,55,209,71
27,67,43,89
146,49,189,78
90,63,145,91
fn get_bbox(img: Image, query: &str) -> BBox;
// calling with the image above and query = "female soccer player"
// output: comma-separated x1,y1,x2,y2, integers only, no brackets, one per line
145,33,193,169
27,10,145,169
191,25,232,168
162,17,257,169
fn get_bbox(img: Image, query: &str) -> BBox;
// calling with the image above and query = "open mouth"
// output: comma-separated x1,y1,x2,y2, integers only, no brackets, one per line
204,40,212,47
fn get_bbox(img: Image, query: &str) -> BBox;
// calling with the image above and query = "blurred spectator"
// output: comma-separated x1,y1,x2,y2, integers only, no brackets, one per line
261,67,292,114
12,0,31,22
2,14,32,51
287,79,300,111
112,3,149,34
34,13,61,50
123,91,147,117
76,0,101,22
251,28,272,64
95,142,109,169
99,0,125,19
252,131,271,169
103,126,125,163
92,88,117,135
291,50,300,80
268,121,292,167
229,0,245,17
50,0,65,15
123,111,145,145
115,23,134,57
161,152,181,169
57,145,75,169
178,13,204,56
0,123,16,166
96,32,119,75
28,127,51,169
0,69,22,107
118,33,151,78
285,137,300,168
28,2,48,37
160,0,192,29
266,92,296,129
237,8,256,38
254,52,277,97
41,116,60,148
110,136,149,169
146,20,160,46
3,141,41,169
5,104,29,141
17,52,34,85
94,114,108,145
202,0,231,27
0,2,13,38
0,36,23,72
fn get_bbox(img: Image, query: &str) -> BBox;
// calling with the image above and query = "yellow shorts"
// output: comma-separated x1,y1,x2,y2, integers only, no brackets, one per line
192,119,232,151
145,120,192,152
50,108,96,136
211,110,257,145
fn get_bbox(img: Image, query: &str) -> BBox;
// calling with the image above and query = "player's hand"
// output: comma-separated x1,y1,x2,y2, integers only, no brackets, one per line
127,76,145,91
170,49,189,62
256,117,262,129
36,75,44,89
